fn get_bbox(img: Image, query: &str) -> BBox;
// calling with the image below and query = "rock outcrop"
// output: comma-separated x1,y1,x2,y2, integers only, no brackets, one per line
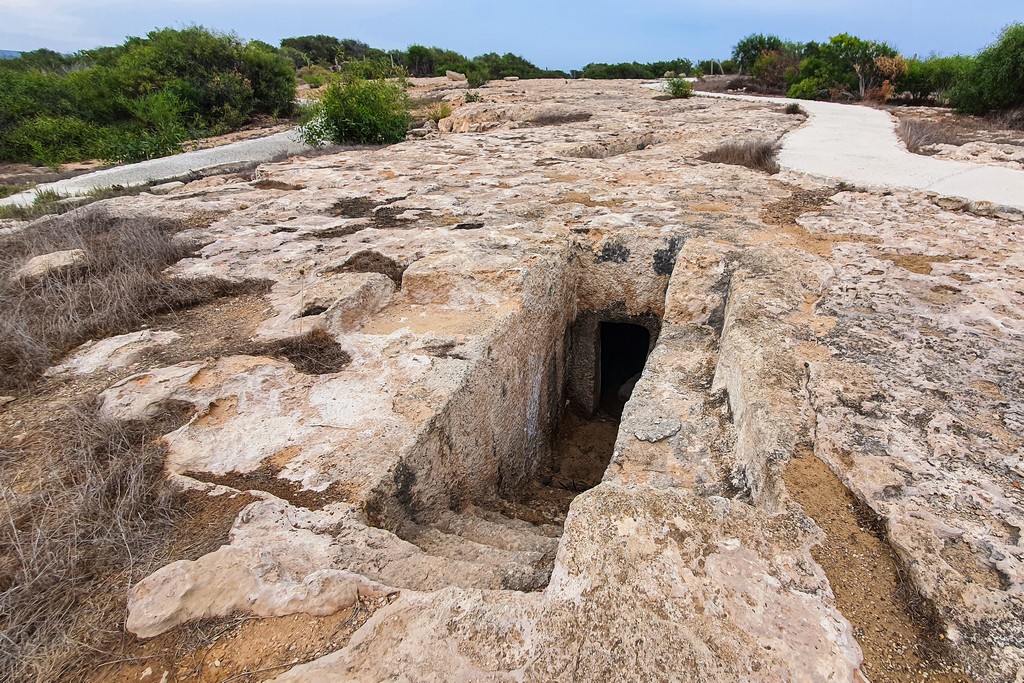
22,79,1019,682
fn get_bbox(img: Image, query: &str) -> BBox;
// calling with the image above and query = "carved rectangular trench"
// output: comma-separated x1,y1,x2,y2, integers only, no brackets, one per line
361,247,668,592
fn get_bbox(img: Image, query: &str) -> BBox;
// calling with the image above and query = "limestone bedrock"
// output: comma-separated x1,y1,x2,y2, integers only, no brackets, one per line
23,78,1020,682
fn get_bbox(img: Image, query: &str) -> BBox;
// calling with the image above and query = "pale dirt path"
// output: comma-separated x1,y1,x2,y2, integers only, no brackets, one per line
0,130,311,208
696,89,1024,212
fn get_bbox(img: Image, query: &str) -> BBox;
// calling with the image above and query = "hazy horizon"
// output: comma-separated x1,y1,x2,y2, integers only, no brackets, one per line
1,0,1020,71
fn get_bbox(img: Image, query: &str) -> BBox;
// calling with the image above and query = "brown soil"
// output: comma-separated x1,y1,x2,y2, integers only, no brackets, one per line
784,445,972,683
91,593,392,683
755,185,882,256
0,160,111,188
495,412,618,528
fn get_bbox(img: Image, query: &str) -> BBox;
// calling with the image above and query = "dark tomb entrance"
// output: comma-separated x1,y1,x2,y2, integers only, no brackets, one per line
599,322,651,418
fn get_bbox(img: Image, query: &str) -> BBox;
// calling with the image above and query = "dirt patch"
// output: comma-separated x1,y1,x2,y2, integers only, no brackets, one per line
761,187,838,228
91,593,393,683
784,445,972,683
251,179,304,191
877,252,955,275
182,461,355,511
756,186,883,256
565,134,660,159
237,329,351,375
323,250,408,288
553,192,624,209
543,412,618,492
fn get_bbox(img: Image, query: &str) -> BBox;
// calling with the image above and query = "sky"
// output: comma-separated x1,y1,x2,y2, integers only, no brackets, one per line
1,0,1020,70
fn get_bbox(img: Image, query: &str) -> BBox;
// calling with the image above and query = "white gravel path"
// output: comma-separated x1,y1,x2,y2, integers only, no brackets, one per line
698,91,1024,212
0,129,311,208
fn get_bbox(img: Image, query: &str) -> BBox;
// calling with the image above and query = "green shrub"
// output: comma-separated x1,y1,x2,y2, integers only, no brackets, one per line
666,77,693,99
0,26,297,167
299,69,410,145
464,91,483,103
299,65,332,88
788,77,827,100
3,116,104,168
948,24,1024,114
242,42,297,117
902,56,971,102
427,102,452,122
732,34,784,73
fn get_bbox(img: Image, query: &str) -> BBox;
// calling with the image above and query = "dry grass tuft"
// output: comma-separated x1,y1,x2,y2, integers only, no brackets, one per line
700,139,781,174
783,103,807,116
0,405,189,682
895,119,969,155
0,209,261,390
526,111,592,127
241,329,352,375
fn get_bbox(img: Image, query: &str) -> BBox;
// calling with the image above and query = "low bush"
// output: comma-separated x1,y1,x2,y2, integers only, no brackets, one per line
426,102,453,123
788,77,827,100
666,77,693,99
298,65,333,88
299,68,410,145
2,116,105,169
464,91,483,103
700,139,781,174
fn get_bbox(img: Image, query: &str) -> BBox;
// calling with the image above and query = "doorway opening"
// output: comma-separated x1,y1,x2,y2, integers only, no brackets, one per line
599,322,651,418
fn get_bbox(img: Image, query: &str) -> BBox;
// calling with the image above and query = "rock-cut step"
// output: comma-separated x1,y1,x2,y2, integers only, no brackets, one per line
431,507,561,554
399,523,553,591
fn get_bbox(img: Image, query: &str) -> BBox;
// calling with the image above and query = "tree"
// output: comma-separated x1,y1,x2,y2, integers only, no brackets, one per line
948,23,1024,114
280,35,342,67
405,45,436,77
816,34,898,98
732,34,784,73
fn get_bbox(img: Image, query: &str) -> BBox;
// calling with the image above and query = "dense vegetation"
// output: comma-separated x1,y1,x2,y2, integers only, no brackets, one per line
3,21,1021,170
0,27,295,167
281,36,568,87
729,23,1024,117
578,59,694,79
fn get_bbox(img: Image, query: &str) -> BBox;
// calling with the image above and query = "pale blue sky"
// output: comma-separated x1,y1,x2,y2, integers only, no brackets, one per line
1,0,1019,69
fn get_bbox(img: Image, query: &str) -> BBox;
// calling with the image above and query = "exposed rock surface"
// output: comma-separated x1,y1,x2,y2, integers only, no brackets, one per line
45,330,180,376
11,248,87,282
15,79,1020,682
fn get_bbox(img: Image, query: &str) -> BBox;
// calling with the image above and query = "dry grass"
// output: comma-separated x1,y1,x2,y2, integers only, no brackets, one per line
0,209,259,390
700,139,781,174
783,103,806,116
896,120,949,154
526,111,592,127
239,329,352,375
0,406,189,682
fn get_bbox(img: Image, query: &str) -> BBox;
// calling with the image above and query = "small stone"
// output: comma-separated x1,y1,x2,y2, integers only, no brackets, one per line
150,181,185,195
12,249,88,282
0,396,14,408
503,76,520,82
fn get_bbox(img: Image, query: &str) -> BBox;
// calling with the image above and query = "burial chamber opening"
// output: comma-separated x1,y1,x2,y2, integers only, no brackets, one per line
364,308,662,593
599,322,651,418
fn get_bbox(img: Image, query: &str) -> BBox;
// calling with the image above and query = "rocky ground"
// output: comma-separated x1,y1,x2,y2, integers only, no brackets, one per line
1,79,1021,682
894,107,1024,170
